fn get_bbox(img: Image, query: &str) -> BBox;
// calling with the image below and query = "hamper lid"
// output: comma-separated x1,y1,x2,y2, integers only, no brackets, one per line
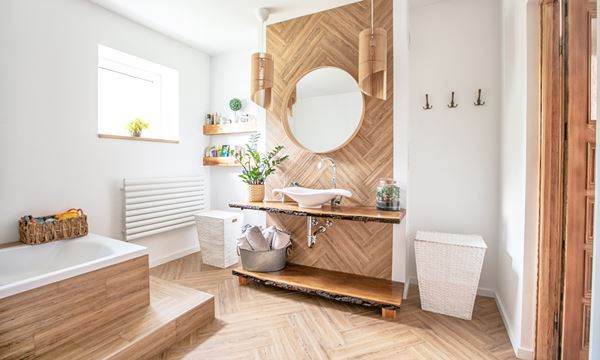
415,231,487,249
194,210,241,220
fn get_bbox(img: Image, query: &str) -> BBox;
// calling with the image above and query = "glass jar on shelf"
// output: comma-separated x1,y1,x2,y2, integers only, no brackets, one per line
376,179,400,211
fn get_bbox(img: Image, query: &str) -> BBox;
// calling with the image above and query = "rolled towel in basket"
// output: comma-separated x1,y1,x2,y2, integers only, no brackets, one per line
244,226,270,251
237,236,253,251
271,229,291,250
262,226,276,246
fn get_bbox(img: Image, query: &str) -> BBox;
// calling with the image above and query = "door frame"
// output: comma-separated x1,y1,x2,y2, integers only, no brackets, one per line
536,0,564,358
537,0,597,358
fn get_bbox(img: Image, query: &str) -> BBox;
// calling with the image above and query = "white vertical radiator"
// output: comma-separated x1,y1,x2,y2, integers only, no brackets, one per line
122,176,207,241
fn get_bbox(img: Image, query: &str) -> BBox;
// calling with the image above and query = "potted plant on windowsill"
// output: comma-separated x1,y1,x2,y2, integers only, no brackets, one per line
234,133,289,202
127,118,150,137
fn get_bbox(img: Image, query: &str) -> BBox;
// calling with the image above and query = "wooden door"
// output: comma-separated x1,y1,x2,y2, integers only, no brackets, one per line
563,0,596,358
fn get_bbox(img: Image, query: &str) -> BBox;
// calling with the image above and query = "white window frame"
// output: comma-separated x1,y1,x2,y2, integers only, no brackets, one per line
97,45,179,142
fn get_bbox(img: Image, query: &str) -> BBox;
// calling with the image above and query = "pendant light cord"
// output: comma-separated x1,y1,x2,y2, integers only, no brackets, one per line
371,0,374,35
258,20,264,53
262,20,265,53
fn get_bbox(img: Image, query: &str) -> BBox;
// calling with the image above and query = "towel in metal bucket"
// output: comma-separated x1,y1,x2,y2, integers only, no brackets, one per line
238,246,291,272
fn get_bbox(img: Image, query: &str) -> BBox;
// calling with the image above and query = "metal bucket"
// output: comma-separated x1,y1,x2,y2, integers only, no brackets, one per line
238,246,290,272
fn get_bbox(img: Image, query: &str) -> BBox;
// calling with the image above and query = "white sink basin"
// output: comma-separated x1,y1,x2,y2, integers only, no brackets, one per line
273,187,352,209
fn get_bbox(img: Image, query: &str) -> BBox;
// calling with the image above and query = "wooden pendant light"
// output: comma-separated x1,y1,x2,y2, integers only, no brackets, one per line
251,52,274,109
251,8,274,109
358,0,387,100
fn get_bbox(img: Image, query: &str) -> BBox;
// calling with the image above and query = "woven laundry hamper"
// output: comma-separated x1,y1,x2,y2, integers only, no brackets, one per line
414,231,487,320
194,211,243,268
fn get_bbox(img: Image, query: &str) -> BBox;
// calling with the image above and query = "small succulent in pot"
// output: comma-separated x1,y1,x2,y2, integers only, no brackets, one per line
229,98,242,121
229,98,242,112
127,118,149,137
235,133,289,202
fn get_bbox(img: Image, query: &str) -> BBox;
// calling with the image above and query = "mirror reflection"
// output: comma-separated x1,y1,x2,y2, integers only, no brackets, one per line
285,67,364,153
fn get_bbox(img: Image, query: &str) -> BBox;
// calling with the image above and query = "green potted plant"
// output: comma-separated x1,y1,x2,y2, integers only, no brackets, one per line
127,118,149,137
234,133,289,202
229,98,242,121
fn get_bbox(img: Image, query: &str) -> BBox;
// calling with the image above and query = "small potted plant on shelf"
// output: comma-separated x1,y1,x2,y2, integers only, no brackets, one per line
235,133,289,202
229,98,242,122
127,118,149,137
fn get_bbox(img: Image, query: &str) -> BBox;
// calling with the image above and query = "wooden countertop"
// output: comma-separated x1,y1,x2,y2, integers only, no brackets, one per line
229,201,405,224
233,263,404,309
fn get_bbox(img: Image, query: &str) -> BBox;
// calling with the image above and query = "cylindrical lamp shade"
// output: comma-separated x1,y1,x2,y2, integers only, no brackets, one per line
358,28,387,100
251,52,274,109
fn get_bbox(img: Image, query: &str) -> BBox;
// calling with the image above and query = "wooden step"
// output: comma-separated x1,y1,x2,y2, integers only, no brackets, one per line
38,277,214,360
233,263,403,319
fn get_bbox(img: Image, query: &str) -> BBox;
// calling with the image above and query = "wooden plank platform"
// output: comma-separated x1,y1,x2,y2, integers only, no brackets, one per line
229,201,405,224
232,264,404,317
36,277,215,360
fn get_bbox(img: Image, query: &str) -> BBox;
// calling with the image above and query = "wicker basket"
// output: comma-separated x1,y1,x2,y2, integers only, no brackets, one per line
248,184,265,202
19,210,88,245
194,210,242,268
414,231,486,320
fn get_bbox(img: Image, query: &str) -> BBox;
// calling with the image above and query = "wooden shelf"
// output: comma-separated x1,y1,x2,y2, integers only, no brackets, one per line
233,264,404,317
203,157,240,167
203,121,257,135
229,201,405,224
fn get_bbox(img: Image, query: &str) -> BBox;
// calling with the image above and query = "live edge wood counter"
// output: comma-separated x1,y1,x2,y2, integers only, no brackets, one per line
233,264,404,319
229,202,406,224
230,202,405,318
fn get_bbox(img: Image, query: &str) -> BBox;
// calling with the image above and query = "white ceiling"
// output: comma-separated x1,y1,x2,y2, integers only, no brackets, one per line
89,0,361,55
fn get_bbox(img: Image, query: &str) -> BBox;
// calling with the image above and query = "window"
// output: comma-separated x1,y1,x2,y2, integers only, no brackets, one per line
98,45,179,141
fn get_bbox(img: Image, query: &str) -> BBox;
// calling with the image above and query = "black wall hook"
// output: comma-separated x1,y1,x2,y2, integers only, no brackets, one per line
423,94,432,110
474,89,485,106
447,91,458,108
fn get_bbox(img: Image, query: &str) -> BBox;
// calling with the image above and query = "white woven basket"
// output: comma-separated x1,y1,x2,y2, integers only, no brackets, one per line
414,231,487,320
194,211,242,268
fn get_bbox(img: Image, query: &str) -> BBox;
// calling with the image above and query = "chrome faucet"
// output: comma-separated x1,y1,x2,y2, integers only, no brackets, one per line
317,157,341,207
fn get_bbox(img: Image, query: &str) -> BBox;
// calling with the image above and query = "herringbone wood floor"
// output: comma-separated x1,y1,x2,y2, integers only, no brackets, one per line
151,253,516,360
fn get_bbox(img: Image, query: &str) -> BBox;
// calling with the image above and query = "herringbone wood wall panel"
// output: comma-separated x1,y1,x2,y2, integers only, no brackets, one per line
265,0,394,279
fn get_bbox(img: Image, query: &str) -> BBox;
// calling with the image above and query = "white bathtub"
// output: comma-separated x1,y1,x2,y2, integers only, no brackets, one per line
0,233,148,299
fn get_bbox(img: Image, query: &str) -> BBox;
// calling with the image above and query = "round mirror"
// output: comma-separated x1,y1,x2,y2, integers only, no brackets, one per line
283,67,364,153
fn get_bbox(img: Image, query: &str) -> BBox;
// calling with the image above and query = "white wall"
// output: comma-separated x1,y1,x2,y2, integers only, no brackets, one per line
393,0,410,284
496,0,539,358
0,0,211,266
209,51,266,227
408,0,501,293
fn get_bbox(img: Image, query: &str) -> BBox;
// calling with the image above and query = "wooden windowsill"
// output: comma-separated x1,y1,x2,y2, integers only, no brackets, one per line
98,134,179,144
